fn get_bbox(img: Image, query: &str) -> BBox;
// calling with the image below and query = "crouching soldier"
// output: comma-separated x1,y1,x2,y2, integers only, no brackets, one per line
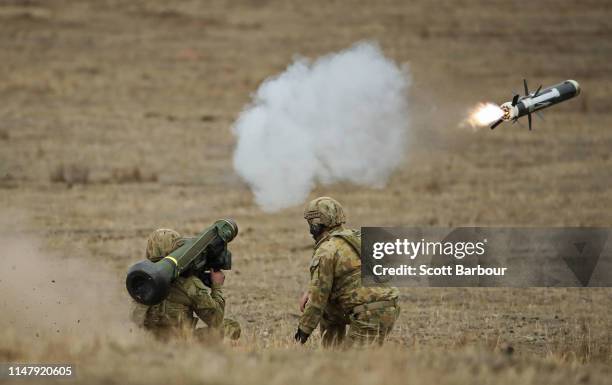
131,229,241,341
295,197,400,347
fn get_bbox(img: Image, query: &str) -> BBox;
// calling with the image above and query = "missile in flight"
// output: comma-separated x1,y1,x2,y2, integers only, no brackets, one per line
490,79,580,130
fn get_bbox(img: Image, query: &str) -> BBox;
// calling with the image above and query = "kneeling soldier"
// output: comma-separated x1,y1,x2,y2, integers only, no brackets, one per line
131,229,241,341
295,197,400,347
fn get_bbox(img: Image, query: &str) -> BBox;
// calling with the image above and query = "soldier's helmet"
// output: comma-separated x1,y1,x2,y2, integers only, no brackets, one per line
303,197,346,228
146,228,182,262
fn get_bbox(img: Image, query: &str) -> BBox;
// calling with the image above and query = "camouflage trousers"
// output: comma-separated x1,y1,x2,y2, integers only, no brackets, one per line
194,318,242,341
320,303,399,347
150,318,241,342
222,318,242,340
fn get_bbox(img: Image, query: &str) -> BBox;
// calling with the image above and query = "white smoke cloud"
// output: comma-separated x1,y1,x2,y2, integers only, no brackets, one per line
232,42,411,212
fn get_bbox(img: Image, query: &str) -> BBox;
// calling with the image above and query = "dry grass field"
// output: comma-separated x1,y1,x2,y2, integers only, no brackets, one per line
1,0,611,384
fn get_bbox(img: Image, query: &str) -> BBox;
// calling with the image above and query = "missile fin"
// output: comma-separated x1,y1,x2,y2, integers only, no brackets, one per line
512,94,519,106
533,85,542,97
528,113,532,130
523,79,529,96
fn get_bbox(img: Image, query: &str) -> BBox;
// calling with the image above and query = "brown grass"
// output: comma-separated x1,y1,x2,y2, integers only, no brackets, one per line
49,163,90,186
110,167,158,184
0,327,610,385
0,0,611,384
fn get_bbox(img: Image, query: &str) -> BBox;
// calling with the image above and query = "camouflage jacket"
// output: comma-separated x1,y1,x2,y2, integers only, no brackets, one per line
298,227,399,334
131,275,225,332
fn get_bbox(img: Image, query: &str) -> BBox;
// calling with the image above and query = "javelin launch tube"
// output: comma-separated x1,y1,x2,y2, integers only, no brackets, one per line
126,219,238,305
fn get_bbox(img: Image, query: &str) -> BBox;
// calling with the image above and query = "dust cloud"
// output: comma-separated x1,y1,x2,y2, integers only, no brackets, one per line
232,42,411,212
0,222,135,346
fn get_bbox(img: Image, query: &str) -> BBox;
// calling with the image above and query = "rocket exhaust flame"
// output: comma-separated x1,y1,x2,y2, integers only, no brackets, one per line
465,103,504,128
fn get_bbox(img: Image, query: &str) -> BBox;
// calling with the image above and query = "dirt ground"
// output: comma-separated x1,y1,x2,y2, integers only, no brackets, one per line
1,0,611,384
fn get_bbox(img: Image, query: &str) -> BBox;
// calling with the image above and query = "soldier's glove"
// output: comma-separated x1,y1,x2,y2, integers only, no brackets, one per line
294,328,310,344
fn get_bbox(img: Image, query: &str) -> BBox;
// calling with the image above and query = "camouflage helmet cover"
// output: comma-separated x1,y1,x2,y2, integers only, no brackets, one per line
146,228,182,262
303,197,346,227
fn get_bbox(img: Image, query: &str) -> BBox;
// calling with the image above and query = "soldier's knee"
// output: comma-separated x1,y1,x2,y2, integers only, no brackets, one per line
223,318,241,340
346,308,398,347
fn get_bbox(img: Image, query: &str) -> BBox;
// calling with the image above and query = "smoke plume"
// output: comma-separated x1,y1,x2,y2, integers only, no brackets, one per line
232,42,411,212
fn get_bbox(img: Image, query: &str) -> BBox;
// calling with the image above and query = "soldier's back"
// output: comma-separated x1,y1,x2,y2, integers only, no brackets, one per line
322,228,399,311
143,276,199,331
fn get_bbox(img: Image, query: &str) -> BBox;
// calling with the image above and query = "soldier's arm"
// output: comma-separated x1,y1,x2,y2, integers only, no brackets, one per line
298,246,335,334
189,278,226,328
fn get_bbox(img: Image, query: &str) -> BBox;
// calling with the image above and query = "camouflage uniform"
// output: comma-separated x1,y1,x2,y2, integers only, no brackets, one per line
298,197,400,347
131,229,241,340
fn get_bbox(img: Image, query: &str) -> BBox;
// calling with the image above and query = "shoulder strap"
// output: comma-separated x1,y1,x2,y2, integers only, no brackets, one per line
331,231,361,257
333,230,392,285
